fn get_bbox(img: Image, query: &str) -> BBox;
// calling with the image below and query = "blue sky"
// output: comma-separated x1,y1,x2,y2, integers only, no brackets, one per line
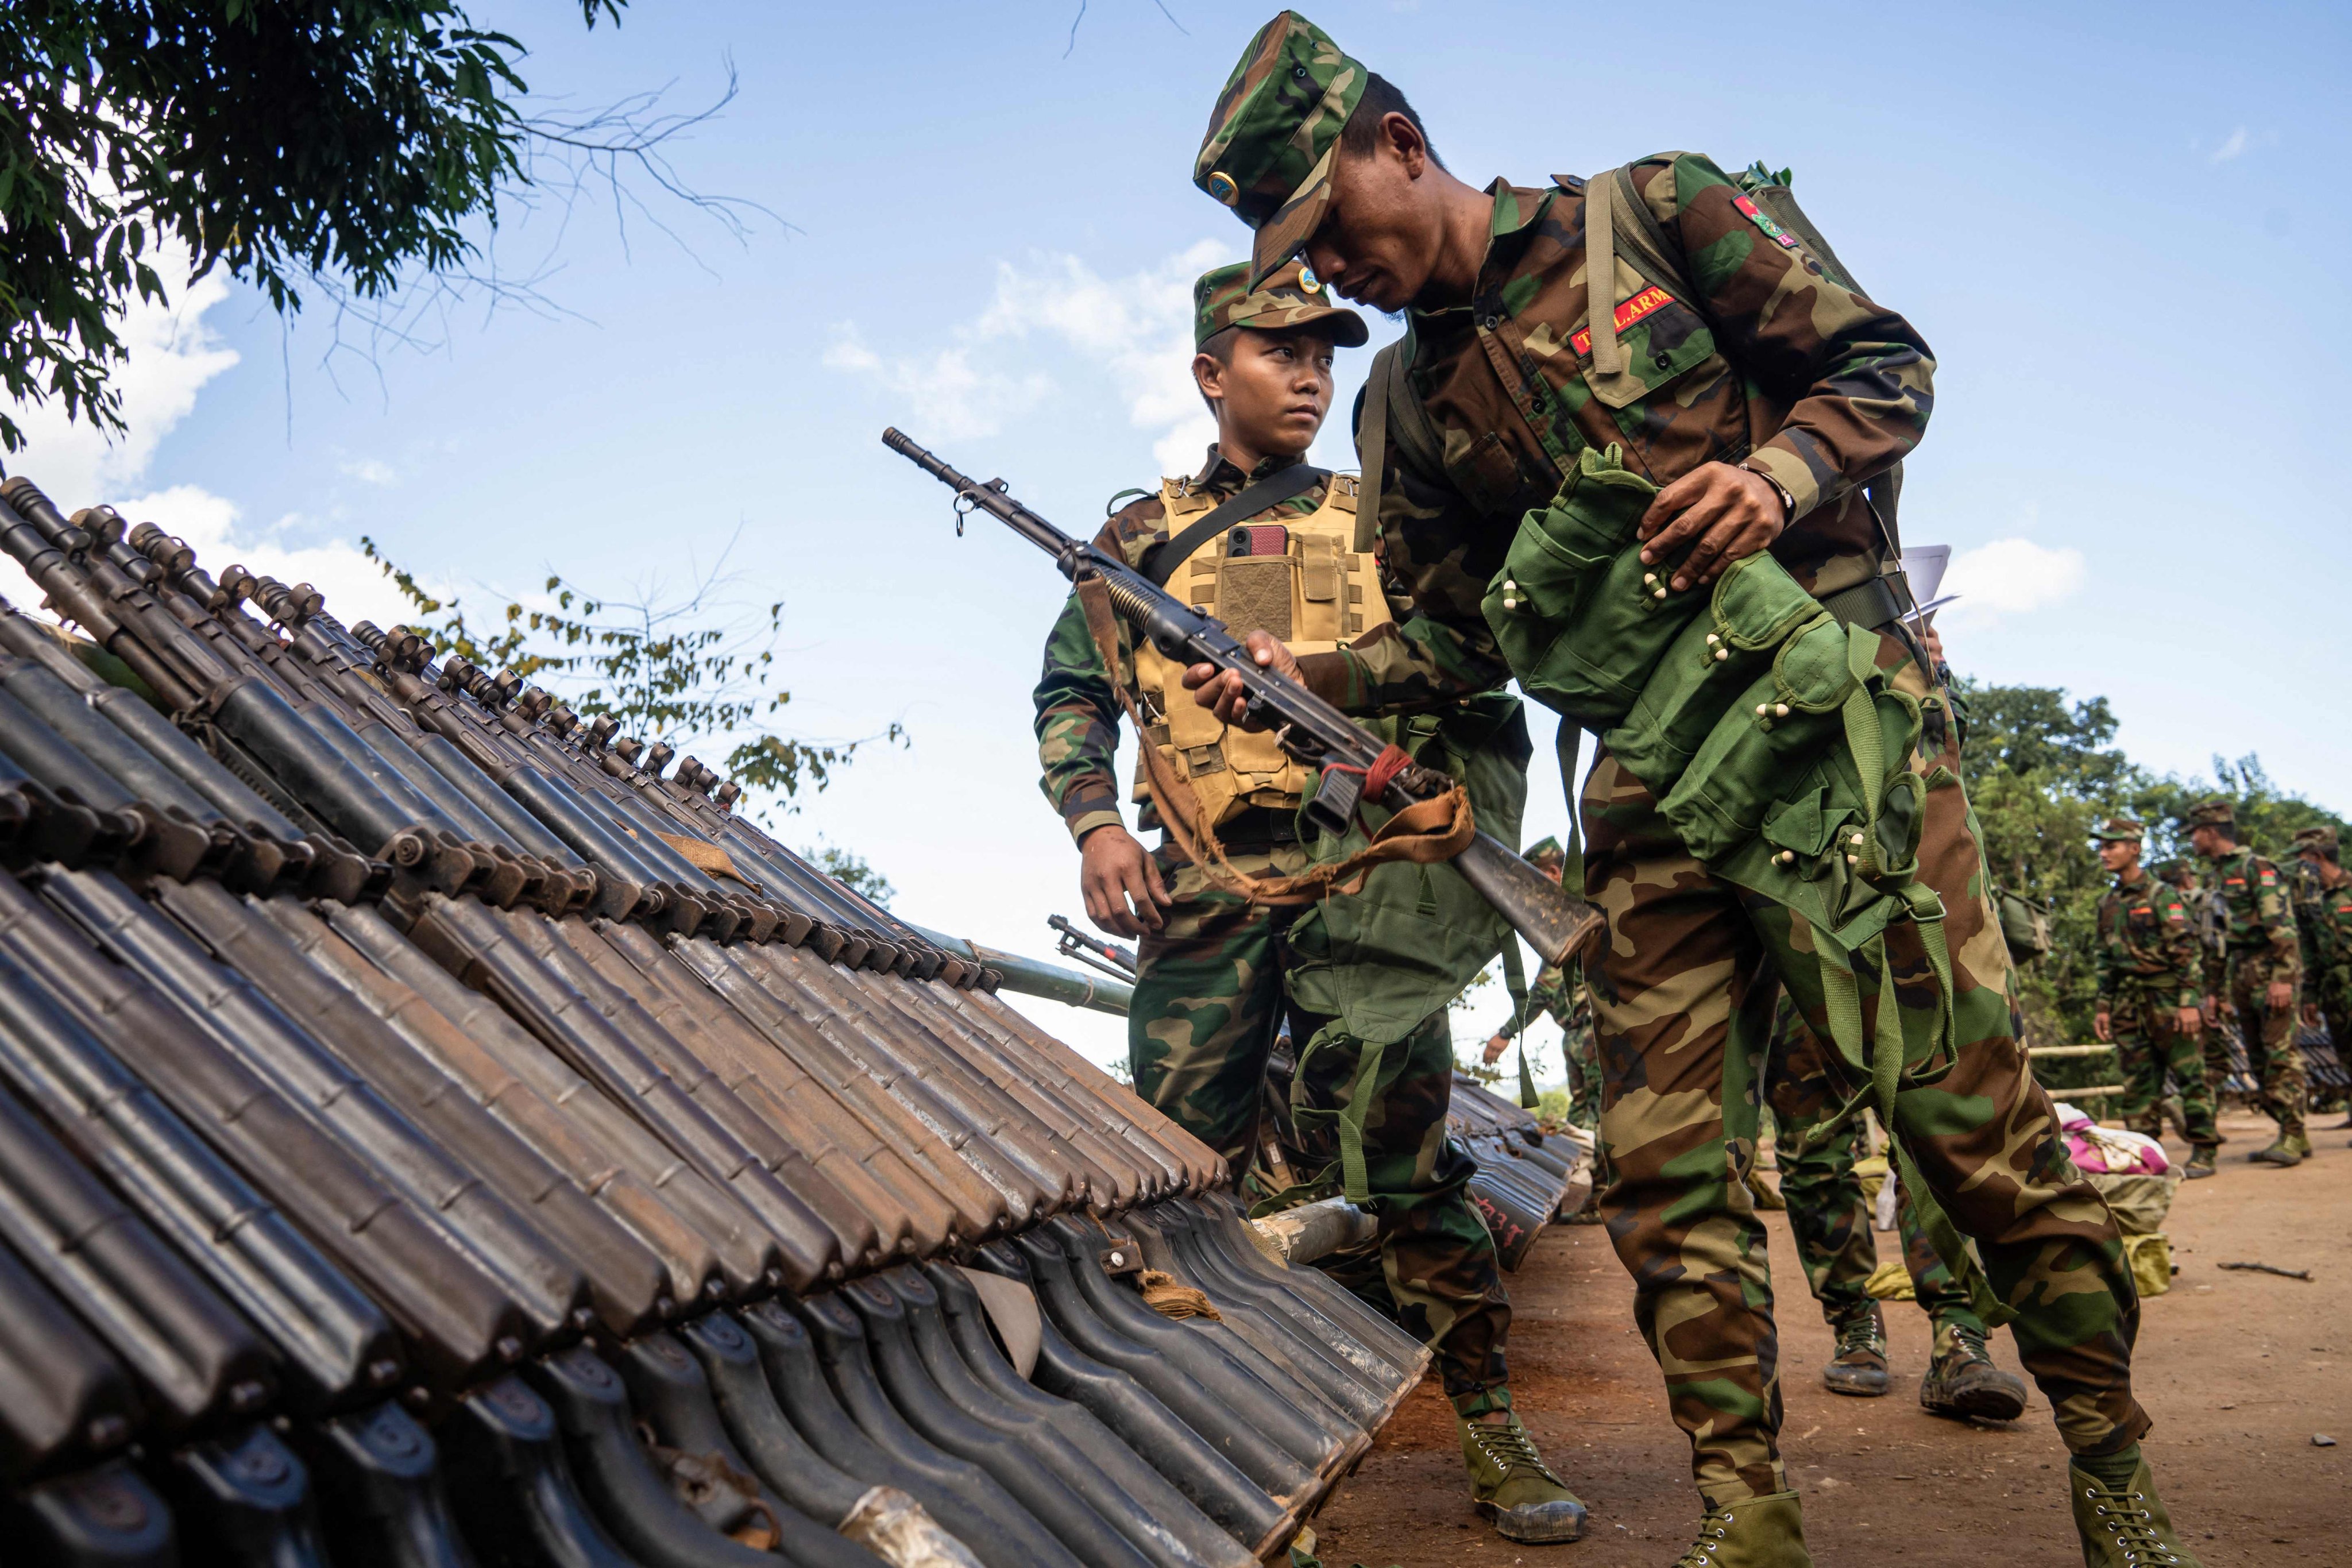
5,1,2346,1068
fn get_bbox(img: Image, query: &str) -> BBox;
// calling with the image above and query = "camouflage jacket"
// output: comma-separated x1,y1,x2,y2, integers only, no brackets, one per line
1495,959,1582,1040
2093,870,2201,1007
1032,446,1358,844
2292,865,2352,978
1296,153,1936,717
2203,847,2301,976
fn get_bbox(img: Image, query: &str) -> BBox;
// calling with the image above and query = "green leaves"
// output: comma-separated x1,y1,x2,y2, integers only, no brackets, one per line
0,1,629,451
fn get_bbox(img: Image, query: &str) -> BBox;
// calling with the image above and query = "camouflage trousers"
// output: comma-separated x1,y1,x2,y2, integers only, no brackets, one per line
1562,1014,1602,1131
1765,995,1980,1354
2107,986,2218,1148
1127,848,1512,1416
2218,953,2306,1139
1583,638,2146,1509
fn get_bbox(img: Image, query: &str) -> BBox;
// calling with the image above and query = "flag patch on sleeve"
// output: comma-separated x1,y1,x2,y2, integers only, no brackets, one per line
1732,194,1801,249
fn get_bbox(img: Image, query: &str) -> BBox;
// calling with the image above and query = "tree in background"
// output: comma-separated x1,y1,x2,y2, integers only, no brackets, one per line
1,0,756,451
363,536,906,864
1955,677,2346,1083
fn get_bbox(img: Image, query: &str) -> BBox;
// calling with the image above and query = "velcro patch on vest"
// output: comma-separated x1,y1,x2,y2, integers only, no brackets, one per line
1571,284,1675,357
1732,194,1801,250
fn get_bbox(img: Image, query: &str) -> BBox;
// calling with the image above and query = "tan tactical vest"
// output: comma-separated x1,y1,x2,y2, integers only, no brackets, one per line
1131,472,1392,827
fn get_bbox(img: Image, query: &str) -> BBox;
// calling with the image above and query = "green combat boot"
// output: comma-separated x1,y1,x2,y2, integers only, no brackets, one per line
1918,1326,2027,1422
1821,1307,1888,1397
1671,1492,1812,1567
2181,1146,2218,1180
2249,1137,2303,1167
1459,1413,1586,1543
2285,1129,2312,1159
2069,1455,2203,1566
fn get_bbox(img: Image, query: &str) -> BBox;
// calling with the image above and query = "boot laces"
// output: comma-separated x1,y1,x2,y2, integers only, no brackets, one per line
2084,1484,2181,1565
1466,1420,1562,1486
1672,1506,1735,1567
1833,1315,1884,1361
1948,1324,1992,1366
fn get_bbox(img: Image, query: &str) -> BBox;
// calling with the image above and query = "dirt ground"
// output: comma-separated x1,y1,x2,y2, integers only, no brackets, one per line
1304,1107,2351,1567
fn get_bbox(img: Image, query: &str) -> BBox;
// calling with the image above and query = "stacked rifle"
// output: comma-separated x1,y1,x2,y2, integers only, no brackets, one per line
1445,1075,1588,1272
0,474,1430,1568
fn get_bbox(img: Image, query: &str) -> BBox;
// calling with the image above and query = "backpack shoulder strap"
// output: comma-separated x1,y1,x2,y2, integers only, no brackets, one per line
1354,326,1446,553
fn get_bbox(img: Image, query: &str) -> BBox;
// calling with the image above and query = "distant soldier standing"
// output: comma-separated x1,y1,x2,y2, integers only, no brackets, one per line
2091,818,2217,1177
1033,261,1586,1543
2289,825,2352,1137
1481,836,1601,1131
2185,798,2307,1165
1188,13,2203,1562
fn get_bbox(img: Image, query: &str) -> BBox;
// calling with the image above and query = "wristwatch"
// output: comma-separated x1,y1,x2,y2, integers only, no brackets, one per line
1736,462,1796,526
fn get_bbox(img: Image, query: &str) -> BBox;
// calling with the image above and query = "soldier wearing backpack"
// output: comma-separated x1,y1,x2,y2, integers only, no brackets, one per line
1183,13,2203,1565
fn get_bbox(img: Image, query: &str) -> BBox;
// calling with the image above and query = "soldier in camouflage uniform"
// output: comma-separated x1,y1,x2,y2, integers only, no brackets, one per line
1031,260,1587,1544
2289,825,2352,1138
2091,818,2218,1177
1765,992,2027,1420
2185,798,2308,1165
1189,14,2201,1564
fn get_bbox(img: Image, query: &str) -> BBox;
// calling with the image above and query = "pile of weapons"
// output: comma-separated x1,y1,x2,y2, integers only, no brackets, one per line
1445,1075,1590,1270
0,474,1431,1568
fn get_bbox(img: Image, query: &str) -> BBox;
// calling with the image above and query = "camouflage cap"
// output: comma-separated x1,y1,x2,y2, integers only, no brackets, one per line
2182,798,2236,831
2150,858,2188,882
1194,260,1366,350
2091,816,2145,844
2293,824,2339,855
1524,835,1566,865
1194,11,1368,290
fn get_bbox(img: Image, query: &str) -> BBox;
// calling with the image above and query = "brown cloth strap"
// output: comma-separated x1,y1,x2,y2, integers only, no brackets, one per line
1075,575,1472,906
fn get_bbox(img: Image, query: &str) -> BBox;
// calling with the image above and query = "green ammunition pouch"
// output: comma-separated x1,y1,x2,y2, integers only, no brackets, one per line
1483,445,2013,1327
1284,693,1530,1202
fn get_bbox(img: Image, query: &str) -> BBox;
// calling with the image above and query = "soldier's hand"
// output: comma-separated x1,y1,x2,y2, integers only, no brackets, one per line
2092,1010,2111,1042
1482,1033,1509,1066
1079,825,1171,937
2175,1006,2204,1036
1184,631,1303,728
2305,1002,2323,1028
1636,462,1787,592
2265,979,2294,1013
2201,997,2219,1027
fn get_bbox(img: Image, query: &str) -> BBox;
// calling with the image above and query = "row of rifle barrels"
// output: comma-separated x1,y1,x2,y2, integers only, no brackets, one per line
0,472,1463,1568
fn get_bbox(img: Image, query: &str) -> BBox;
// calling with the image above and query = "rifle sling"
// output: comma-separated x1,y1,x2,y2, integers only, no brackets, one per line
1140,464,1331,587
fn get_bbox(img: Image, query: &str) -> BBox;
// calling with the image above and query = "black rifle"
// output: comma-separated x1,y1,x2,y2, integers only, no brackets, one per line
1047,916,1137,982
884,430,1602,965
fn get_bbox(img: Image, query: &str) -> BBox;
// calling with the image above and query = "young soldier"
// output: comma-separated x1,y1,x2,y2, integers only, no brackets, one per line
1764,994,2028,1419
1185,14,2202,1563
2186,798,2308,1165
2091,818,2218,1177
2289,825,2352,1138
1031,261,1587,1544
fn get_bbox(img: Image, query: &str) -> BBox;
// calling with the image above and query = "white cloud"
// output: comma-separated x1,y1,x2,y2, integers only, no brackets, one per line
341,457,398,486
822,325,1053,443
2207,126,2250,164
828,239,1227,474
1938,537,2087,627
0,248,407,632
